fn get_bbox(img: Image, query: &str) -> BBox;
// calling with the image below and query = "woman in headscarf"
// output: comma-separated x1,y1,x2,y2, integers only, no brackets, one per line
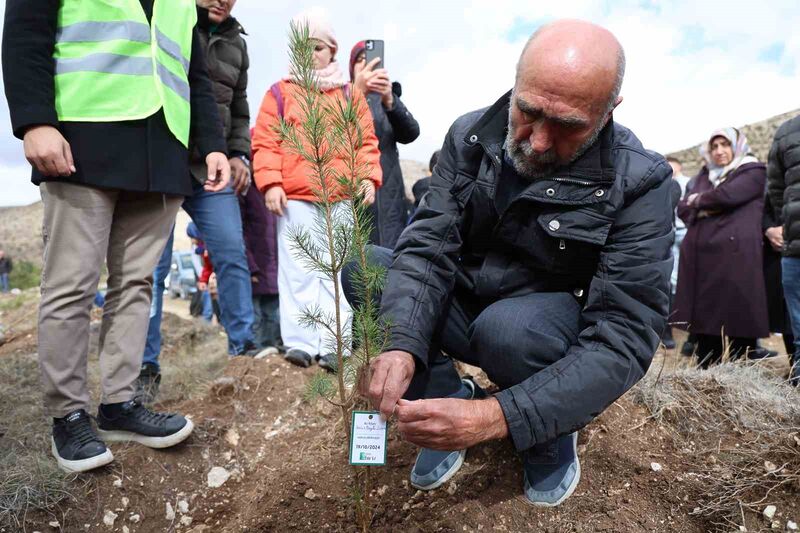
673,128,769,368
349,41,420,248
251,13,382,369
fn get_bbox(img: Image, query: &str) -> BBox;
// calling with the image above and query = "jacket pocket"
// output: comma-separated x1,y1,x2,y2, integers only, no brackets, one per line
537,208,613,273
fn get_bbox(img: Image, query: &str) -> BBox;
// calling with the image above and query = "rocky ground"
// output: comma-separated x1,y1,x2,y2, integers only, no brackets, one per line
1,291,800,533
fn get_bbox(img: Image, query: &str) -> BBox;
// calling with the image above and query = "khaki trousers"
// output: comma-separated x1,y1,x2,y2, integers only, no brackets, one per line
38,182,181,417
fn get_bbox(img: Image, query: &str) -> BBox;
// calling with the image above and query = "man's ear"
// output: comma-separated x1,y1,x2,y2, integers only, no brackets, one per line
604,96,623,124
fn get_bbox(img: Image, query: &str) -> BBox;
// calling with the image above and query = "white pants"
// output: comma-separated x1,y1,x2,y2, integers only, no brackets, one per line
278,200,352,356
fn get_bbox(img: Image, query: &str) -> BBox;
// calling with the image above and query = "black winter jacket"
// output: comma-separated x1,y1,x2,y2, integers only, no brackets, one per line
190,14,250,182
2,0,225,196
381,91,674,451
366,83,420,248
767,114,800,258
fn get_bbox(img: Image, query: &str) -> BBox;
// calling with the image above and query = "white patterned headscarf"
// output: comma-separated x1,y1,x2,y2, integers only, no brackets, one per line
699,127,758,187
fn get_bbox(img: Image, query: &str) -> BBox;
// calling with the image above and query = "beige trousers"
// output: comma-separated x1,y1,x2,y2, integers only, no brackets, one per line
38,182,181,417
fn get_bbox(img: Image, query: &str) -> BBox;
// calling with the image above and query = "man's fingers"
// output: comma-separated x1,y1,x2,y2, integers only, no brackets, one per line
367,362,390,412
62,141,76,173
395,399,431,423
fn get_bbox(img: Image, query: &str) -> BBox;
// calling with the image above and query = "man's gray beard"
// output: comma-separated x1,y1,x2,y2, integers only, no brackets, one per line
505,116,606,180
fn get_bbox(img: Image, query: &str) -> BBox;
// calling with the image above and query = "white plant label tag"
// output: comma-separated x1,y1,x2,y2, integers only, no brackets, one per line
349,411,387,466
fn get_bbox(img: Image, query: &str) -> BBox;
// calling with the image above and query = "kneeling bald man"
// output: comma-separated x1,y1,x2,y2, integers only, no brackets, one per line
343,19,673,506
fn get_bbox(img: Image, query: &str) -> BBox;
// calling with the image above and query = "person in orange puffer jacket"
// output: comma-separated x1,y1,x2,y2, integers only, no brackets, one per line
252,12,382,370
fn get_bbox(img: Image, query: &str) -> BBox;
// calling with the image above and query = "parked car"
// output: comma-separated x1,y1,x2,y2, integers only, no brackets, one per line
168,251,198,299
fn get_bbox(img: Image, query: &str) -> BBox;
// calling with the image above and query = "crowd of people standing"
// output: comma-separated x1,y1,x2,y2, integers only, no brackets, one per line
3,0,798,512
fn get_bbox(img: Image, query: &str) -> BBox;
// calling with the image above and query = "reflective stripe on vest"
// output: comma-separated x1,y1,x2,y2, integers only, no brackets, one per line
53,0,195,146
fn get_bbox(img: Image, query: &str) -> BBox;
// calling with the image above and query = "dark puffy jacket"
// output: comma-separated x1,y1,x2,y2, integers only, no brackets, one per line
239,185,278,296
190,14,250,182
381,91,674,450
366,83,420,248
767,115,800,258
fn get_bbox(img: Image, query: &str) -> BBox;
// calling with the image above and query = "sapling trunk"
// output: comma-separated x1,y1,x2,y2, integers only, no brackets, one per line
276,21,389,532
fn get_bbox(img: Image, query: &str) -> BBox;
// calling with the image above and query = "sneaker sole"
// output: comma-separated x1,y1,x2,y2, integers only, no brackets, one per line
96,418,194,449
51,438,114,473
410,449,466,491
254,347,280,359
524,434,581,508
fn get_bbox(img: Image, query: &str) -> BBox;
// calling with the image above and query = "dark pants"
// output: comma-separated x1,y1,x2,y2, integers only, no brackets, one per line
252,294,280,349
343,247,582,402
694,334,756,369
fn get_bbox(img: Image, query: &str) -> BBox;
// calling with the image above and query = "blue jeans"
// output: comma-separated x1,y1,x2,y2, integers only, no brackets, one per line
782,257,800,361
0,272,8,292
143,182,254,370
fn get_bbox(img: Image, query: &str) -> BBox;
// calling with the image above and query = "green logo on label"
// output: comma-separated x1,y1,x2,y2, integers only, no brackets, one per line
360,452,367,460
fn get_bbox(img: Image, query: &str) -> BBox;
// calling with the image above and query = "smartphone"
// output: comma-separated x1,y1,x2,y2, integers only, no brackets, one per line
364,39,385,70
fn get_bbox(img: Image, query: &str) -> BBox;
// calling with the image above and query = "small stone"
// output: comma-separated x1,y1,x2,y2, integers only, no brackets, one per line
121,497,129,508
788,521,798,531
225,428,240,447
650,462,663,472
304,488,316,500
103,510,118,527
178,500,190,514
112,478,123,489
738,527,747,532
764,505,777,520
207,467,231,488
773,521,782,530
48,521,60,528
123,527,130,533
446,482,458,495
402,503,411,511
180,516,193,526
129,514,141,523
377,485,388,496
765,461,779,473
166,502,176,521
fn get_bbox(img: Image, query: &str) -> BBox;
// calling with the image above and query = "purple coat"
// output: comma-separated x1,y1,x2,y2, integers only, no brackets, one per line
239,185,278,295
674,162,769,338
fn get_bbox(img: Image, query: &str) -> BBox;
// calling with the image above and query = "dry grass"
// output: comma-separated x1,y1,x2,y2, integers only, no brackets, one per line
631,360,800,530
0,293,229,529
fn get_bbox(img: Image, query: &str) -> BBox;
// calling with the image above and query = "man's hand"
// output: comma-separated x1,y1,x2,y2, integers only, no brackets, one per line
359,180,376,206
361,350,415,419
197,281,208,291
766,226,784,252
265,186,288,216
395,397,509,450
23,125,75,177
205,152,231,192
229,157,251,195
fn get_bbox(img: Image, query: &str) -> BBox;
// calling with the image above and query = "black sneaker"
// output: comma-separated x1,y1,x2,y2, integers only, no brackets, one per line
96,399,193,449
234,341,262,357
51,410,114,473
135,363,161,405
747,347,778,360
680,341,695,357
285,348,313,368
317,353,340,373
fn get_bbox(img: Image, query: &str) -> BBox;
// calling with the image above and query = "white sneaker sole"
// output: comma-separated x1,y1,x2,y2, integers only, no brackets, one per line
524,433,581,508
51,438,114,473
96,418,194,449
410,449,466,491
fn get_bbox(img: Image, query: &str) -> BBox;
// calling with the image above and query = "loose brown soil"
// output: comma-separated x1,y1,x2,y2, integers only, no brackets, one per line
3,293,799,532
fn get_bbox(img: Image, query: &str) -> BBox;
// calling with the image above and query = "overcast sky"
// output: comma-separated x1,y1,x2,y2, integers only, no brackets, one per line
1,0,799,206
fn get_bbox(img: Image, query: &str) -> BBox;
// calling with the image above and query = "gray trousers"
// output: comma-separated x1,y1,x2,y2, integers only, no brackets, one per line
39,182,181,417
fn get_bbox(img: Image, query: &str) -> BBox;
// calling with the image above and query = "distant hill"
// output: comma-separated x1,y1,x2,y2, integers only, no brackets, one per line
667,109,800,177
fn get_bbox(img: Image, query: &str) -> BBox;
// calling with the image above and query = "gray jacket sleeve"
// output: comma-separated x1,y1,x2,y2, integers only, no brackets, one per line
227,38,251,158
495,161,674,451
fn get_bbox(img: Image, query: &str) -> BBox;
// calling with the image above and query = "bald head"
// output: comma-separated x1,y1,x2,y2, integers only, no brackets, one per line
517,19,625,114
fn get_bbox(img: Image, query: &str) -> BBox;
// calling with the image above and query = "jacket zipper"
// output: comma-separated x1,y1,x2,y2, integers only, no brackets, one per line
550,177,593,186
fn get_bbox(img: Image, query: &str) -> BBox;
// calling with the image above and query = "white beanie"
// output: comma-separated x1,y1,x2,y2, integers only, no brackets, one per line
292,10,338,58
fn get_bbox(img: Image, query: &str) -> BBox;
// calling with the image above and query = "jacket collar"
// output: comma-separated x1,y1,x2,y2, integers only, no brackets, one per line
464,90,617,183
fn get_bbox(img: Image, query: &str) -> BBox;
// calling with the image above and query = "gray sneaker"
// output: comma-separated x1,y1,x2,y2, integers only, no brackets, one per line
409,378,484,490
285,348,313,368
522,432,580,507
